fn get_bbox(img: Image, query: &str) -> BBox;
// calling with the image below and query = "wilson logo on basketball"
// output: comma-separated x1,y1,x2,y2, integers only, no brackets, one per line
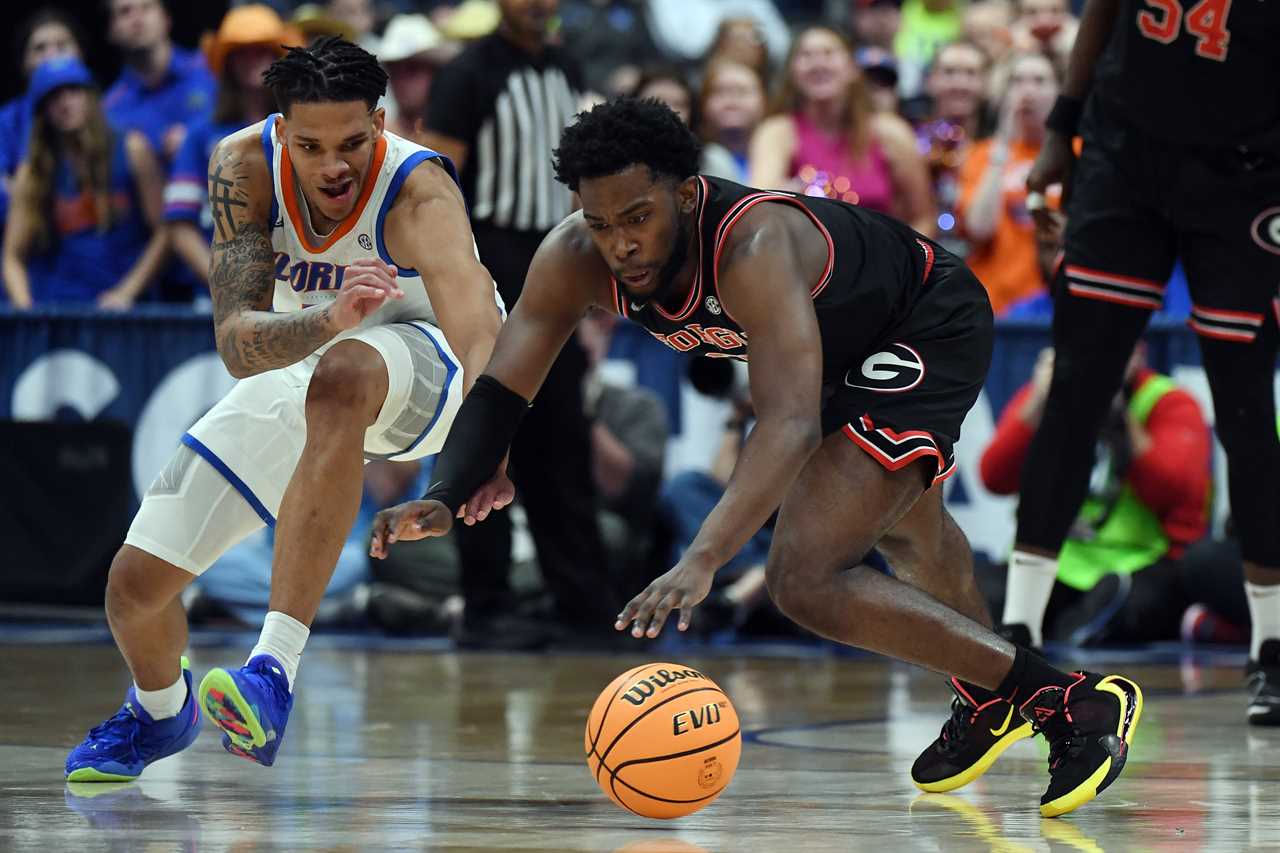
620,668,707,706
1251,208,1280,256
844,343,925,394
672,701,724,735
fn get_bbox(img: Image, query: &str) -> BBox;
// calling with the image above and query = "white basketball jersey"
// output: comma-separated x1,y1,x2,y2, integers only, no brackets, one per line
261,114,498,328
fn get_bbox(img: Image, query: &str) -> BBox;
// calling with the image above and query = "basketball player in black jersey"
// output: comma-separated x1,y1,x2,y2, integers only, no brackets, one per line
370,98,1144,817
1003,0,1280,726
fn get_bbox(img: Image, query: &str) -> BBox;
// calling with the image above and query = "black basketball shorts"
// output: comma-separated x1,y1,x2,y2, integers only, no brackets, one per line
821,247,994,488
1062,117,1280,341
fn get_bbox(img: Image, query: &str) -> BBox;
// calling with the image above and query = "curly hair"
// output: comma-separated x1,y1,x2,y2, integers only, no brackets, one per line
553,97,702,192
263,36,388,115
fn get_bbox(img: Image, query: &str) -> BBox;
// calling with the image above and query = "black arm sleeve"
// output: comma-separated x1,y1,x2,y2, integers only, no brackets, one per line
421,374,530,513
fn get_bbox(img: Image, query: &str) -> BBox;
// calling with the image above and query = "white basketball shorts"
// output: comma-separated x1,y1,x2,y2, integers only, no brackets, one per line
124,321,462,575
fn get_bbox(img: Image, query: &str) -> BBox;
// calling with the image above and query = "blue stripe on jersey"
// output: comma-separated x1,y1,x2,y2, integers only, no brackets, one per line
262,115,278,231
180,433,277,528
374,150,458,277
386,321,459,461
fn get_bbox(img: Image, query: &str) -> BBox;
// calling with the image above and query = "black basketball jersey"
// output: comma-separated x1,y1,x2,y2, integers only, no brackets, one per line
1089,0,1280,151
610,176,936,385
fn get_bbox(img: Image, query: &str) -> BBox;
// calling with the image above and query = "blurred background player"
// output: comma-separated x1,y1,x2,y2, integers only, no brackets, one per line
1006,0,1280,725
64,37,503,781
422,0,621,649
978,344,1213,645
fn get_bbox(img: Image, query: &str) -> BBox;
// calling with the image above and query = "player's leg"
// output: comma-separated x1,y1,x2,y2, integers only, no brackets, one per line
877,489,1036,792
766,438,1142,816
766,441,1014,686
1177,154,1280,723
199,324,458,763
1007,138,1177,646
1202,331,1280,725
199,340,389,765
269,340,389,624
67,445,267,781
880,487,991,627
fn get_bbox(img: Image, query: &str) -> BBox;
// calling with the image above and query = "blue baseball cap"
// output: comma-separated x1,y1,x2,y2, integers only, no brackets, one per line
29,57,96,108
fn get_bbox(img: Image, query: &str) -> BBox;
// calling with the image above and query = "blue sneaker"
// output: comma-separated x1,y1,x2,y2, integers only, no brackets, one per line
198,654,294,766
65,658,201,782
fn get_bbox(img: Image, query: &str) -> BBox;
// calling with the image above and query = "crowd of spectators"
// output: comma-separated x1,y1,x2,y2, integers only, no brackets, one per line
0,0,1102,316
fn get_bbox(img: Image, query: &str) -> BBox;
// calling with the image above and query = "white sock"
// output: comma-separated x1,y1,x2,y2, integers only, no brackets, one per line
249,611,310,692
1002,550,1059,647
135,671,188,721
1246,582,1280,660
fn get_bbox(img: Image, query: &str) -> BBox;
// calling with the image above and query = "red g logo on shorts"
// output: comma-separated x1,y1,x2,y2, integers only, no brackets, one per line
845,343,925,393
1251,208,1280,255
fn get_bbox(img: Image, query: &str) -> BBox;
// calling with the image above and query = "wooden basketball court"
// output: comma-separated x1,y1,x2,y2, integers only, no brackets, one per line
2,636,1276,851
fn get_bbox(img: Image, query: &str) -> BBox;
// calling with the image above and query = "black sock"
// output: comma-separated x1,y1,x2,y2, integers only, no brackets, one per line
995,646,1077,707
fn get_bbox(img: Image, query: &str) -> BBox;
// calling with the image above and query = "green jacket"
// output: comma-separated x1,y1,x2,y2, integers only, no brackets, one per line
1056,374,1177,591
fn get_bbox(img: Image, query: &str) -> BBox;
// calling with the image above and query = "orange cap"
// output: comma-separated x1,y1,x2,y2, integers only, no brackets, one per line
202,5,303,77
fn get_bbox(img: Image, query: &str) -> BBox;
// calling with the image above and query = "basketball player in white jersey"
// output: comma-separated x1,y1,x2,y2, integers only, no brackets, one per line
65,37,506,780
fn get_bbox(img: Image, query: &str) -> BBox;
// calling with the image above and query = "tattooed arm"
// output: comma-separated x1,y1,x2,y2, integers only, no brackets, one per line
207,128,400,378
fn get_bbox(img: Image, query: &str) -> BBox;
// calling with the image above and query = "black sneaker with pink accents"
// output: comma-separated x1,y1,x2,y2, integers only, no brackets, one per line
911,677,1033,793
1019,671,1144,817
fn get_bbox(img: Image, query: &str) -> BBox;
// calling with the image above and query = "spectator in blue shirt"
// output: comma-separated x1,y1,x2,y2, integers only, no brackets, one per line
103,0,216,164
165,6,295,294
0,11,86,224
2,58,167,308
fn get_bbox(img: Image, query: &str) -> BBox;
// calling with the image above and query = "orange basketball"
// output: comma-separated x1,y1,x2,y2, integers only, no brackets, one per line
585,662,741,819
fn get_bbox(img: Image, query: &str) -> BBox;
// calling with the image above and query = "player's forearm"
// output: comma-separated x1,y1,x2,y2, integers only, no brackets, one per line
437,282,502,396
1062,0,1122,100
454,322,501,396
421,374,529,512
683,417,821,569
210,219,338,378
216,306,338,379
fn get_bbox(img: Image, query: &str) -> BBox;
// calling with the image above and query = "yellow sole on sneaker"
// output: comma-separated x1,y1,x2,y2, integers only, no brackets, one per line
65,767,137,783
198,668,269,751
913,722,1034,793
1040,676,1144,818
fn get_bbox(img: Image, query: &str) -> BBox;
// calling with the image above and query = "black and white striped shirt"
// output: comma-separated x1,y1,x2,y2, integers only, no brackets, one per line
425,36,582,234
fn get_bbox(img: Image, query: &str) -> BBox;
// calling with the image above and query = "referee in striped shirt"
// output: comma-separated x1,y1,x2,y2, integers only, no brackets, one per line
423,0,620,648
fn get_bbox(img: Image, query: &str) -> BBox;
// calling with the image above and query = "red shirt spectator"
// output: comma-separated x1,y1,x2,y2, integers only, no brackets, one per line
982,352,1211,558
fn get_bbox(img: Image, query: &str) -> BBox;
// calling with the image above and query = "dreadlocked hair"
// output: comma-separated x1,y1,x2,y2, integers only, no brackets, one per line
552,97,701,192
263,36,388,114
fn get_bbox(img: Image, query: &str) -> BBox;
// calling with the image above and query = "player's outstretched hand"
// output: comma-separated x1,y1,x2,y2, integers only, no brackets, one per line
330,258,404,331
615,559,716,639
369,499,452,559
457,464,515,526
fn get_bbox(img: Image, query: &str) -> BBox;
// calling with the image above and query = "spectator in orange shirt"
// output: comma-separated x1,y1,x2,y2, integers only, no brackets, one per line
956,50,1059,315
